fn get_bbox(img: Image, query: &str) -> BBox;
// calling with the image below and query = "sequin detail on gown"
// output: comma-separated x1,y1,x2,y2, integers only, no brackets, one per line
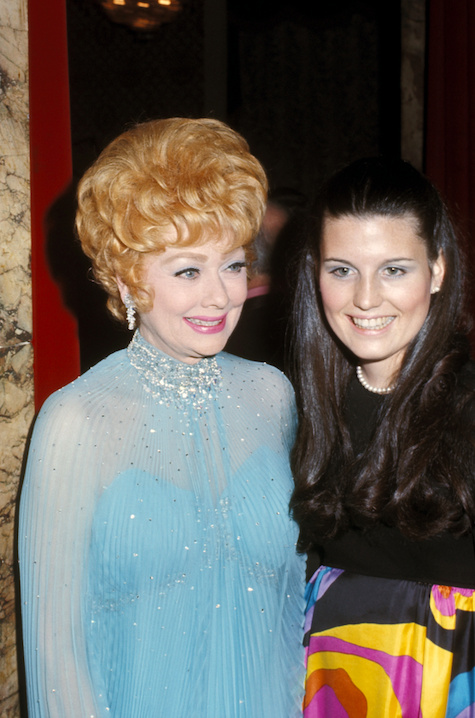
128,330,223,412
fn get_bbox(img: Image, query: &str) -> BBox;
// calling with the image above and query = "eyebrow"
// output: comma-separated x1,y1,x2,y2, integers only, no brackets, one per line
162,248,242,265
322,257,417,263
161,252,209,265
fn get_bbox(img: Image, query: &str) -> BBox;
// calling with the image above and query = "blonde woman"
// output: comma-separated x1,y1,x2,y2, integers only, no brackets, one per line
19,118,305,718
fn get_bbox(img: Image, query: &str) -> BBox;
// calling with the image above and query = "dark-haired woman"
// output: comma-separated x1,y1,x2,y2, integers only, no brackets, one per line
290,157,475,716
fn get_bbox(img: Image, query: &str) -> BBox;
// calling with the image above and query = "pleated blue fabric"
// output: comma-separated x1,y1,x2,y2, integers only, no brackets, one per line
19,331,305,718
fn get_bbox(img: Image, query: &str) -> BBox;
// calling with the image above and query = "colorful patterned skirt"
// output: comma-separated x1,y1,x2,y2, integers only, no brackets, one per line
304,566,475,717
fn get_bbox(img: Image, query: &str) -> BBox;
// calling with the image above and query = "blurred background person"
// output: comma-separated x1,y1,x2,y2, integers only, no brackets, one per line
226,187,307,371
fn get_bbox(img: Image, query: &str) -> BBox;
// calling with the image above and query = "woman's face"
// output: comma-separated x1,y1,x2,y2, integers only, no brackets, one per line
318,214,445,387
118,230,248,364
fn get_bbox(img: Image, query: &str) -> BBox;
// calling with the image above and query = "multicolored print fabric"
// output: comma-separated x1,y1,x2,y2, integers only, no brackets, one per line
304,566,475,717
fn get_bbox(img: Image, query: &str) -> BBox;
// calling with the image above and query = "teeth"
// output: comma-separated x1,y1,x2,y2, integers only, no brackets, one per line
352,316,394,330
187,318,222,326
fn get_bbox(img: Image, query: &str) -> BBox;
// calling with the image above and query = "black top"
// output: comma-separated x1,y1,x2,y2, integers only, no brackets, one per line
315,366,475,589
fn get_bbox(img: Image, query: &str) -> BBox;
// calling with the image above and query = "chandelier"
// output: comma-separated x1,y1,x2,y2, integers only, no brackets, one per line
97,0,183,31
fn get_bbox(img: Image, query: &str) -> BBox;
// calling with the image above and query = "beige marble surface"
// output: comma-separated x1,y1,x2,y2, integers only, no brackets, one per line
401,0,426,171
0,0,31,715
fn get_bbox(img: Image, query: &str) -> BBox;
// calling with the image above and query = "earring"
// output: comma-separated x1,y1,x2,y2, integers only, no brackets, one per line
431,286,440,295
124,293,136,330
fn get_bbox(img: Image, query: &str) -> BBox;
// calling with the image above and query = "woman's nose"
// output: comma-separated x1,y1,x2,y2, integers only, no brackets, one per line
353,277,382,310
203,273,229,308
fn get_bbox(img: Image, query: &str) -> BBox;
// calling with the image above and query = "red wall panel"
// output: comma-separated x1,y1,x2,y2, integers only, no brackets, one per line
29,0,80,411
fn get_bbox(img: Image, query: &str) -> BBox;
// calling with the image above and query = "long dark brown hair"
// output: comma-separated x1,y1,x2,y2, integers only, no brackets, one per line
290,158,475,550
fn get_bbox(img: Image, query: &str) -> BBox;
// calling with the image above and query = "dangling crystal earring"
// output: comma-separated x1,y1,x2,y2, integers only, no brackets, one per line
124,293,136,331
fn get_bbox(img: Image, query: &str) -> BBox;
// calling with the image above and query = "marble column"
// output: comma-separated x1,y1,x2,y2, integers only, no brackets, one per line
401,0,426,171
0,0,32,715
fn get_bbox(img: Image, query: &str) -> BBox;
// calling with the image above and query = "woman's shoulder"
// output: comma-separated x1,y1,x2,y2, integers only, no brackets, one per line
218,351,293,391
218,350,287,375
456,359,475,392
218,352,296,440
446,359,475,430
438,359,475,437
38,348,129,415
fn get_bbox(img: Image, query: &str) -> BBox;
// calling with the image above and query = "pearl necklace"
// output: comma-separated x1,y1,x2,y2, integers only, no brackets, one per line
356,366,395,395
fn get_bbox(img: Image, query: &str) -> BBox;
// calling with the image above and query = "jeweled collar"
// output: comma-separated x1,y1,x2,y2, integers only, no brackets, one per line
127,330,223,412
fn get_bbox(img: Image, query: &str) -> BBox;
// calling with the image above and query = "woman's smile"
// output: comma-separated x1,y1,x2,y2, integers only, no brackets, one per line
184,314,228,332
350,315,395,331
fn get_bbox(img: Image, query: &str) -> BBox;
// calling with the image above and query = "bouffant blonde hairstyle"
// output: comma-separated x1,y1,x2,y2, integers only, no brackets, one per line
76,117,268,322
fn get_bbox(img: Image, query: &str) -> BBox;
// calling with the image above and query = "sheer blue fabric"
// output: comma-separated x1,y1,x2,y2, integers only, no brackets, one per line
19,331,305,718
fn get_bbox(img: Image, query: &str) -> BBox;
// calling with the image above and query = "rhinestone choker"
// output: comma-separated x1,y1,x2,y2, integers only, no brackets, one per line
356,366,395,395
127,331,223,412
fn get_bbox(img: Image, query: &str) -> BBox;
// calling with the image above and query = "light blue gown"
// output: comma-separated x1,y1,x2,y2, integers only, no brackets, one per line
19,331,305,718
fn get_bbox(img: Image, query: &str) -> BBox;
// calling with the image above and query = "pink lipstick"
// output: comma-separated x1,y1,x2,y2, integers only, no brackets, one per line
184,314,227,334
